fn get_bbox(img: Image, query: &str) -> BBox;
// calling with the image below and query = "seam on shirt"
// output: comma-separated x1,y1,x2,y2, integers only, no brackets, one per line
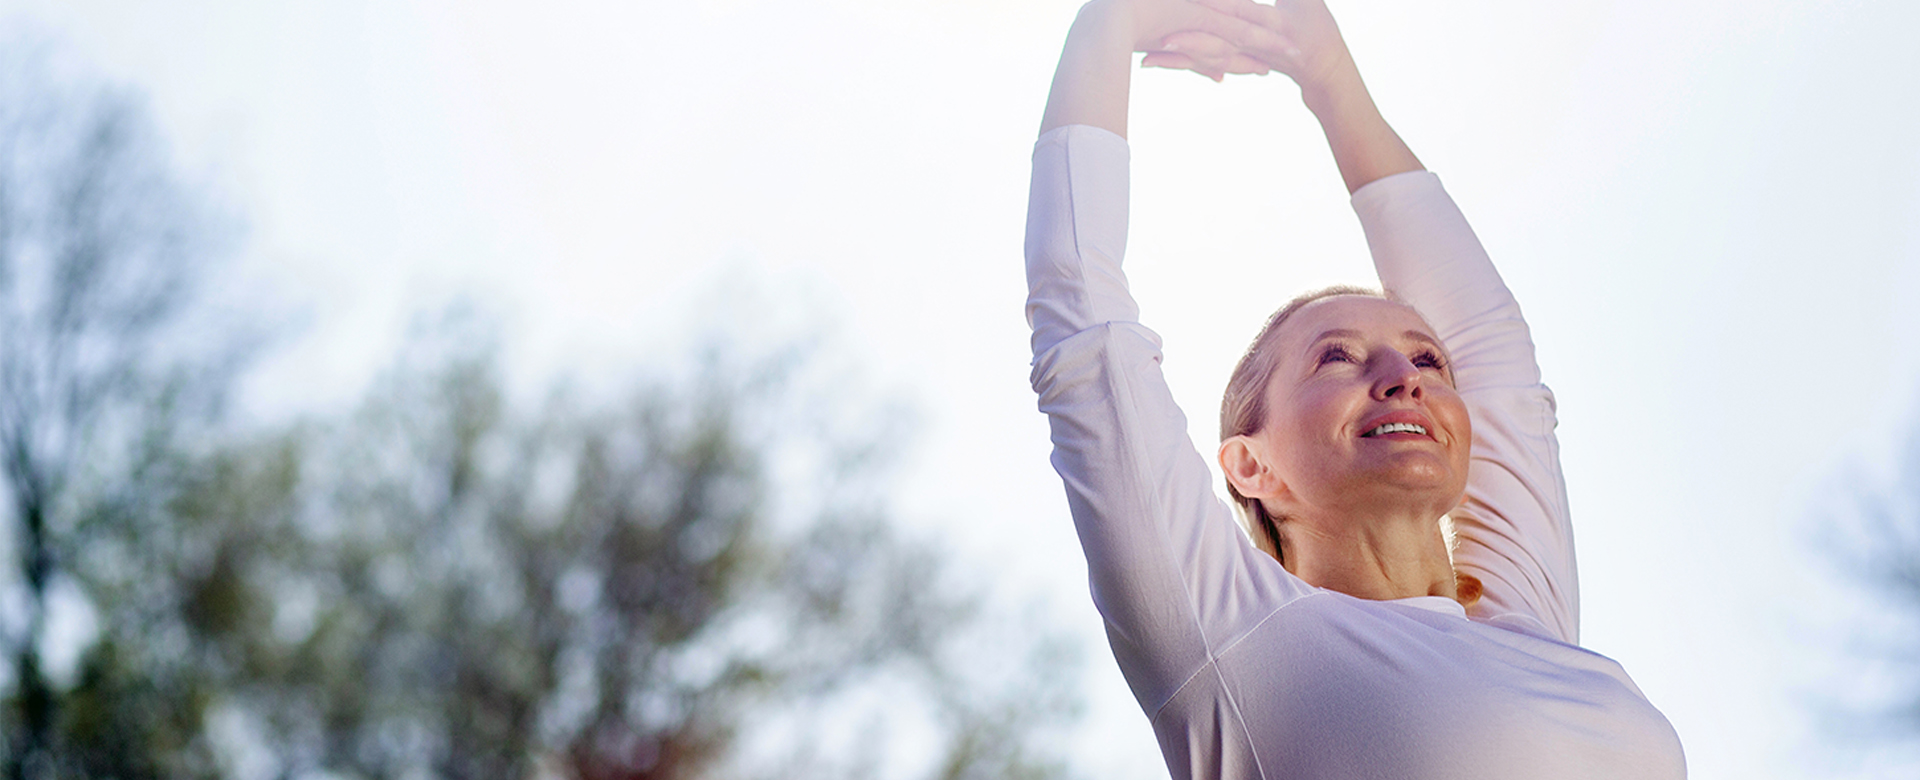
1145,660,1272,780
1169,597,1330,780
1213,657,1271,780
1060,133,1094,325
1148,589,1326,724
1458,382,1578,646
1535,388,1578,643
1207,591,1329,667
1153,660,1218,724
1100,323,1223,712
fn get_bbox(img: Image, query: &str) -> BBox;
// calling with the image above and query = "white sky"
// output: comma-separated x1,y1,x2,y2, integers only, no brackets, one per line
8,0,1920,777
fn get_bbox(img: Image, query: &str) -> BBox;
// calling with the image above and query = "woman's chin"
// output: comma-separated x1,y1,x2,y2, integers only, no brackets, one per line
1348,465,1466,517
1364,451,1461,491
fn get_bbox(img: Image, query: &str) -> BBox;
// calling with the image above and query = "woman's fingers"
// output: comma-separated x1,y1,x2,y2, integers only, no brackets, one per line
1188,0,1288,43
1149,31,1271,79
1140,51,1198,70
1159,31,1237,64
1226,53,1273,76
1173,0,1345,88
1126,0,1248,51
1133,0,1333,83
1141,50,1228,82
1191,0,1280,29
1181,0,1299,64
1138,1,1361,97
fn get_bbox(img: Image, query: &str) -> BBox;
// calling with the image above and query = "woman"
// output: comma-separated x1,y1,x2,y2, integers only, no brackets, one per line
1022,0,1687,777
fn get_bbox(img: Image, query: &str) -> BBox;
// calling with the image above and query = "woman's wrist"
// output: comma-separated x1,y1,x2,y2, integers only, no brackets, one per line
1078,0,1135,41
1297,56,1367,122
1299,62,1423,193
1039,0,1139,137
1067,0,1153,58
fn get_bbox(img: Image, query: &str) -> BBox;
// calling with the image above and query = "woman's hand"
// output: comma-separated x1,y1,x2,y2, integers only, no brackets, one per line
1167,0,1419,193
1148,0,1356,93
1140,34,1273,81
1116,0,1279,81
1109,0,1264,51
1039,0,1264,135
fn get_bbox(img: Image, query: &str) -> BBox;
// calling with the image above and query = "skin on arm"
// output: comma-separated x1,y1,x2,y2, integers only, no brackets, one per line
1038,0,1136,139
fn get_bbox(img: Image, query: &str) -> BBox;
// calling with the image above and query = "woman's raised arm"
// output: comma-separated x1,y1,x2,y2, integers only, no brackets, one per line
1025,0,1320,727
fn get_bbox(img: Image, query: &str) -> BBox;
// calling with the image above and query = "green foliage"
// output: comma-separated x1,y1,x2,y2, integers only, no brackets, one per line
39,317,1081,779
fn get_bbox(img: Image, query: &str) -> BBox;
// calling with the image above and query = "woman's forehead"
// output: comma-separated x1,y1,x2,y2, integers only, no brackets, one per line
1281,295,1436,347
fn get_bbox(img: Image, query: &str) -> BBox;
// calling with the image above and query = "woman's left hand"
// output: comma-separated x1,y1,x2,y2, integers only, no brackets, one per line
1179,0,1357,93
1141,30,1274,79
1137,0,1285,80
1143,0,1357,92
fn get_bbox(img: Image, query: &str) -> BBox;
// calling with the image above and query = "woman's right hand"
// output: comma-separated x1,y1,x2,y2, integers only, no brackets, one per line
1150,0,1358,94
1041,0,1267,135
1109,0,1280,81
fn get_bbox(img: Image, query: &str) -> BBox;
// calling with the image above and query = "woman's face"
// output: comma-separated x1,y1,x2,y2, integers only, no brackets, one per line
1253,295,1471,521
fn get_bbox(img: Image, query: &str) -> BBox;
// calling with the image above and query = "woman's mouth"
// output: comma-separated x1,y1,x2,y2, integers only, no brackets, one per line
1361,422,1428,438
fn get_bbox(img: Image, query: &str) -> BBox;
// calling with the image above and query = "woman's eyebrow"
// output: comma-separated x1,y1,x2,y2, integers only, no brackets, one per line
1402,330,1442,348
1307,329,1440,349
1306,328,1363,349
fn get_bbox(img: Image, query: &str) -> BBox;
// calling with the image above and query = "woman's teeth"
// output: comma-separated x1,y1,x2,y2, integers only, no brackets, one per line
1364,423,1428,437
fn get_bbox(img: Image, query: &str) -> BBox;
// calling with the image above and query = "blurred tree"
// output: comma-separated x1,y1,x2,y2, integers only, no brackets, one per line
1822,415,1920,758
0,35,1079,779
63,311,1082,779
0,41,242,778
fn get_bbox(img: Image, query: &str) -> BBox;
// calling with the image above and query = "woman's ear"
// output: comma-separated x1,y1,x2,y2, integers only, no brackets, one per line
1219,435,1283,499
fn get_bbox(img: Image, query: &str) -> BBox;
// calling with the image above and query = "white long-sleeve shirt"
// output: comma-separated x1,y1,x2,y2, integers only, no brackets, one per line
1024,125,1684,780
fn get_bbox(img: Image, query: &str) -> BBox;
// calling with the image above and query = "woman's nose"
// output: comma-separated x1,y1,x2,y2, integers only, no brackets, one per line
1370,351,1423,401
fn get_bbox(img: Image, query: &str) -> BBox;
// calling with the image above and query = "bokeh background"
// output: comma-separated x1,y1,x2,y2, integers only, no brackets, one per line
2,0,1919,778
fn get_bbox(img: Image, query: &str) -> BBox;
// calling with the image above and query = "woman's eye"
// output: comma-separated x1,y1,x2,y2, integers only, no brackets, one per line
1413,351,1447,370
1318,346,1355,365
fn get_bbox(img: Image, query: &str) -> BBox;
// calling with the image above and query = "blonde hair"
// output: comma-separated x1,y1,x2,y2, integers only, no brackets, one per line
1219,285,1384,561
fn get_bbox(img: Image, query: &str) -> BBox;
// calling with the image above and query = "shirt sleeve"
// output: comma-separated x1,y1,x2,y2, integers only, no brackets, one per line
1025,125,1313,717
1351,170,1580,645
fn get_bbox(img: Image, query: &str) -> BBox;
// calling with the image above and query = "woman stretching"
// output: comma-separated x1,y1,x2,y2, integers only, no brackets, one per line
1023,0,1686,777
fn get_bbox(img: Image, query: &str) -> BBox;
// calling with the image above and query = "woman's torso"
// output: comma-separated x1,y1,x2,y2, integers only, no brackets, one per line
1151,591,1685,780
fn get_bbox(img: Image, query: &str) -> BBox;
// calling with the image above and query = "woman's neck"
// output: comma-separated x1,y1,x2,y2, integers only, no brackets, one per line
1280,515,1457,601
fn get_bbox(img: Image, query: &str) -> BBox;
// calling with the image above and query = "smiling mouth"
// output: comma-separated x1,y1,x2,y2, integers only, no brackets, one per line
1361,422,1429,438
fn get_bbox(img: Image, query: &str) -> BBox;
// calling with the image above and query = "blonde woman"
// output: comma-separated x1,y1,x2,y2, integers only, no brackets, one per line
1022,0,1686,777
